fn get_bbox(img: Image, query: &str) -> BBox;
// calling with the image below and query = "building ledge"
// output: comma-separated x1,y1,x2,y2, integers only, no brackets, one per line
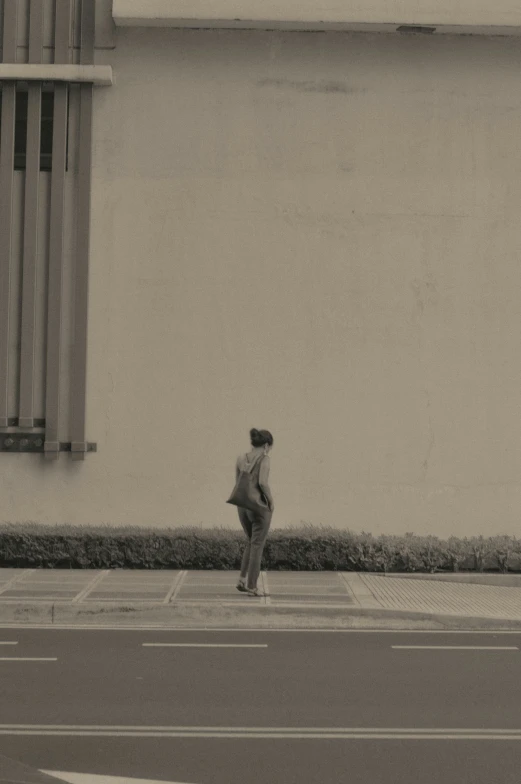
0,65,113,86
112,0,521,35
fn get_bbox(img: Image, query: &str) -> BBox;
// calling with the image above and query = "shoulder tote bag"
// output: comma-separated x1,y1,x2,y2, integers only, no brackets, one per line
226,454,269,514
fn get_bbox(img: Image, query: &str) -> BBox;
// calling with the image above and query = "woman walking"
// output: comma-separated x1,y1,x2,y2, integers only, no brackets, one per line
227,428,274,597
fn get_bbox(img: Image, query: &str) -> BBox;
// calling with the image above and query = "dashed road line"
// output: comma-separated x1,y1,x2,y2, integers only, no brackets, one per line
392,645,518,651
142,643,268,648
0,657,57,661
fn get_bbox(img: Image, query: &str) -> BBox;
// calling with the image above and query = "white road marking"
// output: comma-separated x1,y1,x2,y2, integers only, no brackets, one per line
71,571,111,603
142,643,267,648
42,773,197,784
0,724,521,740
18,580,93,585
163,571,187,605
0,657,57,661
0,597,83,602
0,569,36,596
0,641,17,645
261,571,271,605
392,646,519,650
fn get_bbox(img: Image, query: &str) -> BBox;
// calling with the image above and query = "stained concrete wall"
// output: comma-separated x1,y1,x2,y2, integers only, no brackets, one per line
2,26,521,537
112,0,521,32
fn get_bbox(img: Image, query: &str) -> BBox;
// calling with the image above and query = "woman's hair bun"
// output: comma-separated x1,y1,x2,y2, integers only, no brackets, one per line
250,428,274,448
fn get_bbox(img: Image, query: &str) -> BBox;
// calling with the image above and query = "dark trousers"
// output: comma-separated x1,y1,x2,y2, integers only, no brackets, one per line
238,507,272,590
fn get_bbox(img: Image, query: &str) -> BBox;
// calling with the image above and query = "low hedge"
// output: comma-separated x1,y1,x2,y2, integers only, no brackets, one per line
1,524,521,572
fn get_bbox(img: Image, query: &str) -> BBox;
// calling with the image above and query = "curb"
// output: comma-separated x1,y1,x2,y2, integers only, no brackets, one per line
0,751,62,784
2,600,521,631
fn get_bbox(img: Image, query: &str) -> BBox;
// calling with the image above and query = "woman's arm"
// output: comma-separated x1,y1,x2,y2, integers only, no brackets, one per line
259,456,274,511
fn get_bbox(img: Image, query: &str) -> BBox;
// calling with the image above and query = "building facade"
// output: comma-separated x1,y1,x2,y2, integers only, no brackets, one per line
1,0,521,536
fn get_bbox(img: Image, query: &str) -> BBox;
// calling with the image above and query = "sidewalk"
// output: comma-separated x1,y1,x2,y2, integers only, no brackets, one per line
2,568,521,630
0,751,64,784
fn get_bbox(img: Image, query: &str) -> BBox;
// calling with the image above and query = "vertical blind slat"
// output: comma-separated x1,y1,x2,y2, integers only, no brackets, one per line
44,0,72,455
18,1,44,427
1,0,16,62
70,0,95,457
0,3,17,426
70,81,93,459
80,0,95,65
18,83,42,427
54,0,72,64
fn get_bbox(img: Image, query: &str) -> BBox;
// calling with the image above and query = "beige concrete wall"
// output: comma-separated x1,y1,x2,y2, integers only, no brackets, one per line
3,28,521,537
112,0,521,32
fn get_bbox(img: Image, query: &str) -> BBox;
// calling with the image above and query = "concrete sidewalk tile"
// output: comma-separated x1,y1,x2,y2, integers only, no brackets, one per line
267,571,339,580
86,584,171,593
178,593,246,601
16,581,94,588
20,572,93,581
104,571,177,580
164,570,187,604
180,596,253,603
261,571,271,605
341,573,382,609
18,573,95,580
0,589,80,597
102,580,174,588
0,569,35,595
101,575,175,582
184,571,239,579
176,584,239,593
271,594,354,603
268,580,342,587
181,582,238,589
266,586,349,595
84,592,168,601
1,585,85,592
70,570,111,603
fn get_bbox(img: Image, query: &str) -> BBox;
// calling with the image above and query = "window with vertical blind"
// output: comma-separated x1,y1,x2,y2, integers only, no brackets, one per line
0,0,100,458
0,84,70,171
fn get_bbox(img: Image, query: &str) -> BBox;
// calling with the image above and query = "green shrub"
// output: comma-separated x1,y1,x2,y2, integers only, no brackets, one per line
0,523,519,572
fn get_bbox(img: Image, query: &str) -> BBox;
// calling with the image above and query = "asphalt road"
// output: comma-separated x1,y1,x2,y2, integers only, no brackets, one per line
1,628,521,783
